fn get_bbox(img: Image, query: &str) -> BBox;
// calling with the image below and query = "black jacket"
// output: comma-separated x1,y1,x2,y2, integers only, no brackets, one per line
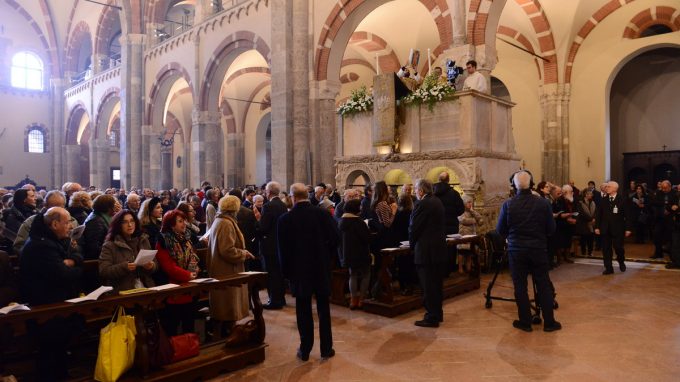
0,250,18,307
496,190,556,251
20,214,82,305
277,202,340,297
338,214,371,269
650,190,678,221
2,205,36,241
595,193,634,235
433,182,465,234
237,205,258,255
81,212,110,260
256,197,287,257
391,208,411,243
409,194,447,265
68,206,91,226
142,222,162,249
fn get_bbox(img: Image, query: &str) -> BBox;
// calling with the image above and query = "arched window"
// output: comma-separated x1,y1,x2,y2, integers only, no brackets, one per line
11,51,43,90
27,128,45,153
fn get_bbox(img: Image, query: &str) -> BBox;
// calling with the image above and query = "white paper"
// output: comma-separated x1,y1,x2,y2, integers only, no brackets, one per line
239,271,266,275
66,286,113,303
447,234,463,239
134,249,157,265
148,283,180,291
189,278,218,283
70,225,86,241
462,234,477,238
0,303,30,315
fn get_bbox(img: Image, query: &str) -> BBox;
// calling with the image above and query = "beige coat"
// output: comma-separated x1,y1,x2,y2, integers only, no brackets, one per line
208,213,250,321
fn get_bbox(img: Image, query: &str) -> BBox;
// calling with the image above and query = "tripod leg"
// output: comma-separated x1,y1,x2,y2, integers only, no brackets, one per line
531,277,542,325
484,252,504,308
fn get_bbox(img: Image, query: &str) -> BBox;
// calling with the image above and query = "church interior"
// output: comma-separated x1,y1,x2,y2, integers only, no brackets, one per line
1,0,680,381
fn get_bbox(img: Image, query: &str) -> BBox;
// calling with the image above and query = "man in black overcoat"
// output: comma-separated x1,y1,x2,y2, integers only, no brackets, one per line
257,181,288,309
595,181,634,275
409,179,447,327
278,183,340,361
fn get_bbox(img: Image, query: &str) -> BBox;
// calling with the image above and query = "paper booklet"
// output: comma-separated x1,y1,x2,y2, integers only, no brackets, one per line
239,271,266,275
66,286,113,303
189,278,218,283
134,249,157,265
70,225,86,241
0,303,30,315
149,283,180,291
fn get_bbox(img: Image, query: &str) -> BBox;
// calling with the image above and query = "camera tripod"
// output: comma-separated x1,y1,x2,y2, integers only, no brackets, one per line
482,232,558,324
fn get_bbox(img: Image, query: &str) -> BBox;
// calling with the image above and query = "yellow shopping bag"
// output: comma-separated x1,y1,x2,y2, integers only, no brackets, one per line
94,306,137,382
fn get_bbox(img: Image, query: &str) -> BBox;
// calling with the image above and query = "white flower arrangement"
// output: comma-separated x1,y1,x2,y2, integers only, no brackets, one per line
401,74,455,111
337,86,374,116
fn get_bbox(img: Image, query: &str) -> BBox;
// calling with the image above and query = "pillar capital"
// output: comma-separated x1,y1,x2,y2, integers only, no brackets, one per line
310,79,341,100
120,33,146,46
191,109,221,126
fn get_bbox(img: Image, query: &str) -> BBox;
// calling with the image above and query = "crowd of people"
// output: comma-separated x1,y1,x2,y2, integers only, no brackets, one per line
0,172,678,378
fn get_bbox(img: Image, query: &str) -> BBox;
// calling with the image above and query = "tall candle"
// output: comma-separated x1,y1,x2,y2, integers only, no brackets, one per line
427,48,431,73
375,53,379,75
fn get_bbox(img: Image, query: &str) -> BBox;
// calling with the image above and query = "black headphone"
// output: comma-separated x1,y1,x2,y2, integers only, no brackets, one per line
509,170,535,191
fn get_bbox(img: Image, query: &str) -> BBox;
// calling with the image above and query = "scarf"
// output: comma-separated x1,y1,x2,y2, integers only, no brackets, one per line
160,230,198,271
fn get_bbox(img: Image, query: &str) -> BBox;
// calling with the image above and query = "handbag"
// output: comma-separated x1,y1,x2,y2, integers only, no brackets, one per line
94,306,137,382
145,315,173,368
169,333,200,363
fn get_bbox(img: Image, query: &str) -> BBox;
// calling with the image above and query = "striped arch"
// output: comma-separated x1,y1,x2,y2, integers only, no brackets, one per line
468,0,494,46
565,0,638,84
65,103,89,145
65,21,92,74
94,87,120,139
241,79,271,134
513,0,557,84
623,6,680,38
348,32,401,74
341,58,376,73
199,31,271,112
163,112,184,141
145,63,195,126
2,0,57,76
94,0,121,56
315,0,452,81
497,25,542,80
220,99,237,134
225,67,271,85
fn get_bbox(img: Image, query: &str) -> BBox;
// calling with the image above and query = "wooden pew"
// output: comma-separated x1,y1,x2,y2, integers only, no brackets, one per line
0,272,268,381
335,236,481,317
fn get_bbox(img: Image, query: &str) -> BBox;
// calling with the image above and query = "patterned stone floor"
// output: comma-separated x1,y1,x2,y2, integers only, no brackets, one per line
211,256,680,382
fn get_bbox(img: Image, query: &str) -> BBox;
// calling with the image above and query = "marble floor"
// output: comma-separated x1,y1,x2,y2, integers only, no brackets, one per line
213,260,680,382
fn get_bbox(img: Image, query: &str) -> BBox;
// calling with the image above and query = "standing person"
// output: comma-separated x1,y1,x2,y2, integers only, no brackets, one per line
576,190,597,257
227,189,259,270
256,181,288,310
434,172,465,273
630,185,650,244
392,192,417,294
595,181,633,275
409,179,447,328
156,210,200,335
68,191,93,225
650,180,677,259
205,188,221,230
359,184,373,219
82,194,119,260
277,183,339,361
497,171,560,332
457,194,484,274
462,60,488,92
339,199,371,310
138,197,163,249
207,196,255,338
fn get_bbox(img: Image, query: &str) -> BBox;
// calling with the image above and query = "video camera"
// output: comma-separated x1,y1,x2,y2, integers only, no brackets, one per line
446,59,465,87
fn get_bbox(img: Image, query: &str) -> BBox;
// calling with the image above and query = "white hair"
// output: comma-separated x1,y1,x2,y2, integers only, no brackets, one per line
561,184,573,193
253,194,264,203
513,171,532,190
265,181,281,195
607,181,619,191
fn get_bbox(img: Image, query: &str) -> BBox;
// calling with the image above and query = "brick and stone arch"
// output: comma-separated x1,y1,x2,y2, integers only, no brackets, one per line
65,103,89,145
24,123,49,153
94,1,122,58
225,67,270,85
565,0,638,84
347,31,402,74
199,31,271,113
622,6,679,38
241,80,271,133
65,21,93,74
94,88,120,140
497,25,542,80
3,0,58,76
315,0,453,81
145,62,195,126
512,0,557,84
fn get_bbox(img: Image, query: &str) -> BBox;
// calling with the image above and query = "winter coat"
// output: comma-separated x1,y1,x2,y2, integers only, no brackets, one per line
82,212,110,260
433,182,465,234
99,234,156,292
339,213,371,269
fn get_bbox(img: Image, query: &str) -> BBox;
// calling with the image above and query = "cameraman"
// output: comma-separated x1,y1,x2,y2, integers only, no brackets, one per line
497,171,561,332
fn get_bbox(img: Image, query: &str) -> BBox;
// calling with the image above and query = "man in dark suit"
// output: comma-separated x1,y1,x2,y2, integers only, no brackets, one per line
257,181,288,309
278,183,340,361
595,181,633,275
409,179,447,327
433,172,465,275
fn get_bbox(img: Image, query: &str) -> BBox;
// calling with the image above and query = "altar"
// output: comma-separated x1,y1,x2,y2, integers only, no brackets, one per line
335,82,520,230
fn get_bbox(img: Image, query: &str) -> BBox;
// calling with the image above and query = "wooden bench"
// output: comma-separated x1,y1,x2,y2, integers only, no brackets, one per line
331,236,481,317
0,272,268,381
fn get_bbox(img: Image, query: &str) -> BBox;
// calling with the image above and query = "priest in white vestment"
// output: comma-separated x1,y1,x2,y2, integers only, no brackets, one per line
463,60,487,92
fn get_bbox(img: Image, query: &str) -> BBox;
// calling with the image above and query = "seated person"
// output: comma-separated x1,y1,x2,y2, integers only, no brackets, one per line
99,210,156,292
2,188,37,243
0,249,18,307
20,208,84,380
156,210,200,336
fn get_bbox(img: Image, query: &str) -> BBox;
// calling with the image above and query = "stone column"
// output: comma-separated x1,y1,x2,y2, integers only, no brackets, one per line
96,139,110,188
540,84,570,184
142,124,161,189
50,78,65,189
119,33,145,189
64,145,81,183
270,0,295,186
292,0,310,183
160,145,173,190
88,140,98,188
190,110,221,187
310,80,341,185
225,132,245,187
93,53,108,73
451,0,467,46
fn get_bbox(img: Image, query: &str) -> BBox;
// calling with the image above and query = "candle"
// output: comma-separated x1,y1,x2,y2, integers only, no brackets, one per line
375,53,379,75
427,48,431,73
